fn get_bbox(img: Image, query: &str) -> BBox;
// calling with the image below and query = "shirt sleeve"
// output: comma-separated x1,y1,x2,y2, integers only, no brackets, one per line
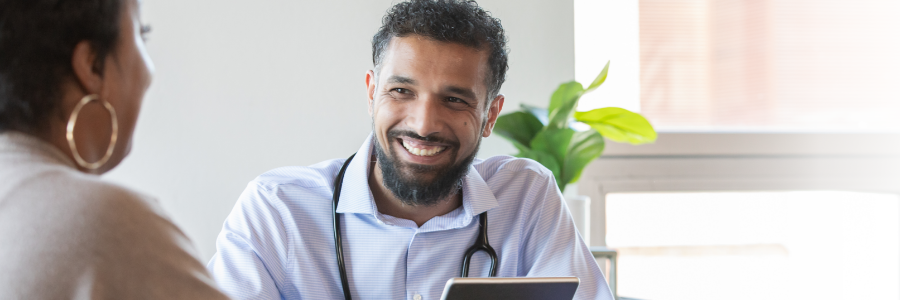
519,174,615,300
207,182,289,300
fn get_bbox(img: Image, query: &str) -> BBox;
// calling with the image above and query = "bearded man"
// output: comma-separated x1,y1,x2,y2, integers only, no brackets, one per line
207,1,612,299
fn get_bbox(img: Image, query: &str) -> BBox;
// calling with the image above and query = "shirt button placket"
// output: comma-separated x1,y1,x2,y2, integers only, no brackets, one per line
408,229,422,300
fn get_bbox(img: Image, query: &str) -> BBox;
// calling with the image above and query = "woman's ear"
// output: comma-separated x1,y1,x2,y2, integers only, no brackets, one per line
70,41,103,95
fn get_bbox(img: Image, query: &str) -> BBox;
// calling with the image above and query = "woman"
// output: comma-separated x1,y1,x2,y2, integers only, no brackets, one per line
0,0,229,298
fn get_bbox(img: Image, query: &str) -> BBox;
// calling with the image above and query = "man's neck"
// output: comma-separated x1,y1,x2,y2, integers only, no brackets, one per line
368,159,462,227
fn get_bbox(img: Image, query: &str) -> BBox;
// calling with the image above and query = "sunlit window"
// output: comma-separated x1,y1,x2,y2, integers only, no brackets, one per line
606,191,900,300
575,1,900,299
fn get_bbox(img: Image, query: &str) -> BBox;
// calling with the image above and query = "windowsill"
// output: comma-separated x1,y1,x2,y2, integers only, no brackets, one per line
602,132,900,157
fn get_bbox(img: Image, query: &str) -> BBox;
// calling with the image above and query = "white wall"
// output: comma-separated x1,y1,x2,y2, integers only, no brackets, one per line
574,0,640,112
106,0,575,261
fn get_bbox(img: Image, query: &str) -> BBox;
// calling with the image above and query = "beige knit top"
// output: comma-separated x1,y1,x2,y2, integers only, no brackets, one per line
0,131,229,299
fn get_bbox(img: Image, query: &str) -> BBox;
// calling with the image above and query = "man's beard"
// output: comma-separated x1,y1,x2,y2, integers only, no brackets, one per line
374,130,480,207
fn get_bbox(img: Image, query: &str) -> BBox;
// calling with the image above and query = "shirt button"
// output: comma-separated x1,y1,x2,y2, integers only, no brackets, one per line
413,293,422,300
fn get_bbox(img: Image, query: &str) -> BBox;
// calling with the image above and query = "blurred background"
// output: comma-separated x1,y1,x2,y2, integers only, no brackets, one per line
106,0,900,299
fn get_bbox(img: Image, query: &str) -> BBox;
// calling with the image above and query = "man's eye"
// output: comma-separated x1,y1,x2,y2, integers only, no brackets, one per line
447,97,468,105
388,88,415,100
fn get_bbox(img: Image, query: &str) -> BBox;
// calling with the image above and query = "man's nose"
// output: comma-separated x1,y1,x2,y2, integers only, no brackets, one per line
405,95,444,138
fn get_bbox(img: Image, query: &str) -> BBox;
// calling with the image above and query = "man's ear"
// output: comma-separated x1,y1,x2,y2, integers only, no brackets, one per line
71,41,103,95
366,70,376,116
482,94,505,138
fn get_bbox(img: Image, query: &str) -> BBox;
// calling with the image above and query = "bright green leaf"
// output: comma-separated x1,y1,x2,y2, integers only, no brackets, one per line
584,61,610,92
494,111,544,149
562,130,605,185
574,107,658,144
546,82,584,130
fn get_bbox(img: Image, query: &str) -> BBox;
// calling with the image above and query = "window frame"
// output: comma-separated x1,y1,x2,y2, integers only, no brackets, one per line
580,132,900,246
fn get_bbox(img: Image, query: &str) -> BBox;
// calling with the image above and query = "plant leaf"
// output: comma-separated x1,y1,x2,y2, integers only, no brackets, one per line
562,130,605,185
509,139,531,155
518,149,562,185
546,82,584,130
531,128,575,167
585,61,610,92
530,128,575,188
574,107,658,144
519,104,549,125
494,111,544,149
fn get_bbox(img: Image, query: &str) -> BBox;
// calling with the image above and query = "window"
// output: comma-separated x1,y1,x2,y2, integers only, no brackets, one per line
638,0,900,131
575,1,900,298
579,132,900,299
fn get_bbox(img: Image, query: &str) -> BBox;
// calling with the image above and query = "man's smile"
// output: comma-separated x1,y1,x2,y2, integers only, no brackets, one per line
399,136,449,157
389,133,459,166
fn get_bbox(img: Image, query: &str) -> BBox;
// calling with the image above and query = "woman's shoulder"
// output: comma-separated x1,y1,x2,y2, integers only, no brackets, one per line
0,167,228,299
5,165,171,246
1,163,189,264
18,165,159,212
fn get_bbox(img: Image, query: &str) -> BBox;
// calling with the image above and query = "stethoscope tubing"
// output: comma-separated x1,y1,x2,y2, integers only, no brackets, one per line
332,154,355,300
460,213,498,277
332,153,497,300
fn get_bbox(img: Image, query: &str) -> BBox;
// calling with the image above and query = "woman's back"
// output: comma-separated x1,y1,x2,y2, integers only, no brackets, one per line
0,132,228,298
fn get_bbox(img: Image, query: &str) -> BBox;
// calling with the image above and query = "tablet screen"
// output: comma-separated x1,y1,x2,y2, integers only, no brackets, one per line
440,277,580,300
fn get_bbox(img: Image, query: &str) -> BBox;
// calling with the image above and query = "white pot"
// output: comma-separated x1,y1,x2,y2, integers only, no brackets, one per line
564,194,591,246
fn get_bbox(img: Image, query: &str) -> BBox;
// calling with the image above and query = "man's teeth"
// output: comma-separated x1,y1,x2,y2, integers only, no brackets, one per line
401,140,446,157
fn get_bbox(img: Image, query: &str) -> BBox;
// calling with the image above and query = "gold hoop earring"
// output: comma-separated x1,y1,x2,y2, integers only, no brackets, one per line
66,94,119,170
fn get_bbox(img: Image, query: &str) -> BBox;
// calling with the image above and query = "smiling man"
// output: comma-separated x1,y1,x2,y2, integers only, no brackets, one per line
207,1,612,299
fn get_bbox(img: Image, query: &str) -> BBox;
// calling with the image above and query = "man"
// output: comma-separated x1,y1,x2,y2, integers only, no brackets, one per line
207,1,613,299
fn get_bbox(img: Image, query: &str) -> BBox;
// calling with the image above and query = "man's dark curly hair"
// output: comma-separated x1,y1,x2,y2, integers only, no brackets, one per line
372,0,509,103
0,0,122,134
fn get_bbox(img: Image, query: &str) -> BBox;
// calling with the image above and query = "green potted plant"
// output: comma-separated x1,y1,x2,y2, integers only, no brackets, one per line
493,62,656,244
494,61,657,193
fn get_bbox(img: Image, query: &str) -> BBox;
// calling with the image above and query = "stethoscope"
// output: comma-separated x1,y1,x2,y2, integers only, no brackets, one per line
332,153,499,300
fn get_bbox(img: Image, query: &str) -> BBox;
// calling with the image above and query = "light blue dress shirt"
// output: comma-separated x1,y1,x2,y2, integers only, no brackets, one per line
208,134,613,300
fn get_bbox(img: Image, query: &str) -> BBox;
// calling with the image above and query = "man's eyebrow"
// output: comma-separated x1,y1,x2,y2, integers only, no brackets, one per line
387,76,416,85
446,86,478,100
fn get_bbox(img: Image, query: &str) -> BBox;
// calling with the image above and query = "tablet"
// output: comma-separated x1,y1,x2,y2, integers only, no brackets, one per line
440,277,580,300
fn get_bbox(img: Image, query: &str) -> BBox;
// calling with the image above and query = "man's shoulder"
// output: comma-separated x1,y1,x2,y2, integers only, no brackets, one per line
474,156,565,224
231,158,346,219
251,158,345,192
474,155,556,184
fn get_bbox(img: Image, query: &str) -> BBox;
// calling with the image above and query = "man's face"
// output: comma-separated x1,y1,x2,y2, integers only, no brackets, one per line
366,36,504,205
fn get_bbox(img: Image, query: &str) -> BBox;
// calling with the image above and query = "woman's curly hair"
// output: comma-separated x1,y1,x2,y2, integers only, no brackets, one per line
372,0,509,102
0,0,122,134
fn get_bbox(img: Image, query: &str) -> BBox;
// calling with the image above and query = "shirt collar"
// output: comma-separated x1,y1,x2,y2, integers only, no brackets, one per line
460,164,499,217
335,133,499,219
334,134,378,215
